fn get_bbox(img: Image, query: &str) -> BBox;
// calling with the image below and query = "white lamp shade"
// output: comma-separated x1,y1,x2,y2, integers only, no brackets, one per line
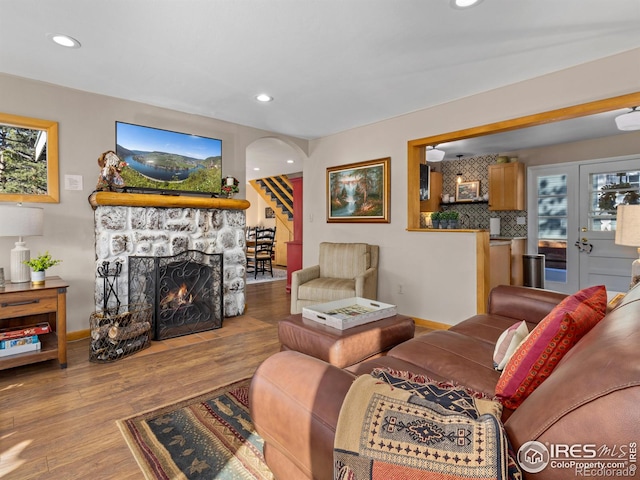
615,109,640,131
0,205,44,237
615,205,640,246
426,147,445,162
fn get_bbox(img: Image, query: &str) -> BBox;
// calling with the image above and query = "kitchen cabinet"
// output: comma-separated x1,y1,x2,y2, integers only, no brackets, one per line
419,171,442,212
490,238,527,287
489,242,511,290
488,162,525,211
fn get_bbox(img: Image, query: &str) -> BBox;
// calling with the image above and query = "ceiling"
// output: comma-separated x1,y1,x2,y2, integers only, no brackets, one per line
1,1,639,178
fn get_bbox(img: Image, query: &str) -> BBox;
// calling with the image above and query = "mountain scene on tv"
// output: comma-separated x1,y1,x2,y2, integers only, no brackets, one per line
115,122,222,194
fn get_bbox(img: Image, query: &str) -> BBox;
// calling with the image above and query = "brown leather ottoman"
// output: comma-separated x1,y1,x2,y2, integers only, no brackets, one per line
278,314,415,369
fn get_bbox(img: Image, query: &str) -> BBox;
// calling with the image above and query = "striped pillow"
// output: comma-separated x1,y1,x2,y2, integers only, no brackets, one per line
495,285,607,409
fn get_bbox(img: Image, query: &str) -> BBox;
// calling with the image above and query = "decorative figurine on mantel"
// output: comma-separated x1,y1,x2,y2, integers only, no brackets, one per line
221,176,239,198
96,150,126,191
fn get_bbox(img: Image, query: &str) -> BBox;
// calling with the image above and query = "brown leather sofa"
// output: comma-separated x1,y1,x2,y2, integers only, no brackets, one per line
249,284,640,479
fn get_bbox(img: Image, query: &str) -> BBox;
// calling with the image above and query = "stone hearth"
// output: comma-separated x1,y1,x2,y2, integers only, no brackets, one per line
90,192,250,319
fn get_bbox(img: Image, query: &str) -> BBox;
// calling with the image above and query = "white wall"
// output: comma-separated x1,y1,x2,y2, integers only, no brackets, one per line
245,186,276,229
0,73,306,334
304,48,640,325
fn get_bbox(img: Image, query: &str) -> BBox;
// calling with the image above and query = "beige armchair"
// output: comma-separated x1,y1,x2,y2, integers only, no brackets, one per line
290,242,379,314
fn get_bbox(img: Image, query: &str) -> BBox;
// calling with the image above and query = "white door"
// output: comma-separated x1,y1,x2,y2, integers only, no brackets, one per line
528,156,640,294
578,157,640,293
528,163,580,294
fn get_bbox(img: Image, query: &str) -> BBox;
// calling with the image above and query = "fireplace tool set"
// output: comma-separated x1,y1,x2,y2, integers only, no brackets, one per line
89,260,151,363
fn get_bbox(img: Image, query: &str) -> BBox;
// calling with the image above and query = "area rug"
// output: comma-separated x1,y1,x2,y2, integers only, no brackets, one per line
245,268,287,284
117,378,274,480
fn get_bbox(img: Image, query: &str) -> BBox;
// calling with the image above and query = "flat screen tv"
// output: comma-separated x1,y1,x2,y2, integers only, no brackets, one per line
115,121,222,195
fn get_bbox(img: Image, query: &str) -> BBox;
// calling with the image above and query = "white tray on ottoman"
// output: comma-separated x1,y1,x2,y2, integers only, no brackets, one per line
302,297,397,330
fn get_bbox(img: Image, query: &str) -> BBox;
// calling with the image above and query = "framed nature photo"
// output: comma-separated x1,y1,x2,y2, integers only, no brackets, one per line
0,112,59,203
456,180,480,202
327,157,390,223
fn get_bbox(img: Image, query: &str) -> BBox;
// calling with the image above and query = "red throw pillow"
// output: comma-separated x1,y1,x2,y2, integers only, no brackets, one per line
495,285,607,409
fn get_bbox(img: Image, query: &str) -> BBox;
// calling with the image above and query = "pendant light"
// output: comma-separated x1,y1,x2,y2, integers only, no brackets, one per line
426,145,445,162
615,107,640,131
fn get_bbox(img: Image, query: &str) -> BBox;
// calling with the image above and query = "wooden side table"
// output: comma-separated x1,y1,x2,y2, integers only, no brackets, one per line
0,276,69,370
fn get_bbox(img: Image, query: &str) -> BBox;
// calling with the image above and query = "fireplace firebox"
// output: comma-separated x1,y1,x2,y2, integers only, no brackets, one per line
129,250,223,340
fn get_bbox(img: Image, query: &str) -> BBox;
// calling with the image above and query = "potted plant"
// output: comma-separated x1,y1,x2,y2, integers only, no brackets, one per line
23,251,62,285
439,211,451,229
430,211,441,229
448,211,460,229
441,210,457,229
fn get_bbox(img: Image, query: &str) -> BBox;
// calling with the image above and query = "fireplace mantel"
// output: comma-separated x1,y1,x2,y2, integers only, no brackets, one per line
89,191,250,210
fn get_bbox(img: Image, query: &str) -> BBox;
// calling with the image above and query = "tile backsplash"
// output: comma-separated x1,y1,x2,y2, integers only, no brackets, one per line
419,154,528,238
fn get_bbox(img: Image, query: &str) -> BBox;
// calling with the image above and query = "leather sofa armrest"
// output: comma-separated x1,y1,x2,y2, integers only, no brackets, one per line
487,285,568,325
355,267,378,300
249,351,356,480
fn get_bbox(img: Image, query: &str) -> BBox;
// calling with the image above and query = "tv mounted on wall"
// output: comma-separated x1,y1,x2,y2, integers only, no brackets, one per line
115,121,222,196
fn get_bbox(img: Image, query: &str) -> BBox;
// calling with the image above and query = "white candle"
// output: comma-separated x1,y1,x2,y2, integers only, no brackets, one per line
226,177,234,186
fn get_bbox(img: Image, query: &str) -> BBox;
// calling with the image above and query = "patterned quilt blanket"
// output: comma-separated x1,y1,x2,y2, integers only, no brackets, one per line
334,369,521,480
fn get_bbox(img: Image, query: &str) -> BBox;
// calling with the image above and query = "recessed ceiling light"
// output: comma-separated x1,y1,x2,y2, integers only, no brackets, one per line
253,167,261,171
255,94,273,103
48,33,81,48
286,159,294,164
450,0,483,9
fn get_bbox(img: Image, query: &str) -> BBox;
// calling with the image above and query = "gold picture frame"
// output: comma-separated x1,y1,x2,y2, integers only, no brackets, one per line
456,180,480,202
327,157,390,223
0,113,59,203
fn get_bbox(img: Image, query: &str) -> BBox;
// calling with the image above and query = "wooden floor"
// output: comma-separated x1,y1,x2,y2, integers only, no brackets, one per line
0,280,289,480
0,280,432,479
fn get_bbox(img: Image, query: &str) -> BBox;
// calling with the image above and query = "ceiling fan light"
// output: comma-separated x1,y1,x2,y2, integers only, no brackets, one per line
426,146,445,162
615,108,640,131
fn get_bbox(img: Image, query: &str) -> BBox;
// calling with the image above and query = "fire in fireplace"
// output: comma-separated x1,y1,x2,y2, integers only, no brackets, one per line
129,250,223,340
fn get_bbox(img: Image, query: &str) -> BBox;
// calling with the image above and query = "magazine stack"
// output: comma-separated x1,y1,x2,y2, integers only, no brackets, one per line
0,322,50,357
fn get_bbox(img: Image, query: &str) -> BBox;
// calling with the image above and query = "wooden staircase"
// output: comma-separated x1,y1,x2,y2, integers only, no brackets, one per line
249,175,294,266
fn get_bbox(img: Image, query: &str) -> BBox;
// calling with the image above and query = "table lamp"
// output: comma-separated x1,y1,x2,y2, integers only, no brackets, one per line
615,204,640,288
0,205,44,283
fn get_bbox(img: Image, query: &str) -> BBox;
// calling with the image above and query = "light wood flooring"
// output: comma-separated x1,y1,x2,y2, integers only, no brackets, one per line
0,280,289,480
0,280,431,479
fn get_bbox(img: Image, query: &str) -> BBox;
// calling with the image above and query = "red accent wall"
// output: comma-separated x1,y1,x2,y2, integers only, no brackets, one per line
286,177,303,292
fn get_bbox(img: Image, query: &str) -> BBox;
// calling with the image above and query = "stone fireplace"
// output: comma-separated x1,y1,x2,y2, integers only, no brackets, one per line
89,192,249,329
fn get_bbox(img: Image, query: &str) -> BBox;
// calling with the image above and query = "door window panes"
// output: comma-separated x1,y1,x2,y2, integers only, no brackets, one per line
537,174,567,283
589,170,640,231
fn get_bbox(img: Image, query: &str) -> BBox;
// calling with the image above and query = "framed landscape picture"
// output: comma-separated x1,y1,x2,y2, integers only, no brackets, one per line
456,180,480,202
0,113,59,203
327,157,390,223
